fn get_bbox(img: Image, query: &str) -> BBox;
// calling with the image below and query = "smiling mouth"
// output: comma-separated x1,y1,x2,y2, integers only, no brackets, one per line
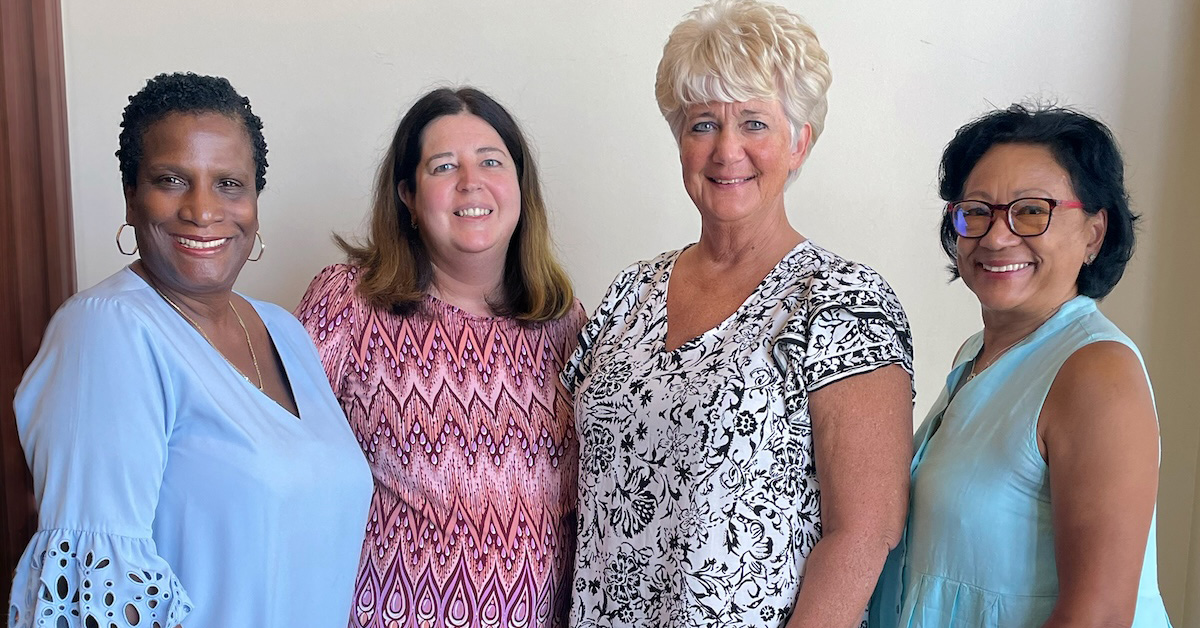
175,236,229,250
454,207,493,217
981,262,1031,273
709,176,755,185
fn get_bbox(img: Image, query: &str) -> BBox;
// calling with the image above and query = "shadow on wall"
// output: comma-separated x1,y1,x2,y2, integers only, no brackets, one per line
1143,2,1200,624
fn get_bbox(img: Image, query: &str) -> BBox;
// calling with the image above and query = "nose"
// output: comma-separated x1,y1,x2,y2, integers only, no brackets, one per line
712,126,745,164
977,209,1022,250
457,164,483,192
179,185,223,226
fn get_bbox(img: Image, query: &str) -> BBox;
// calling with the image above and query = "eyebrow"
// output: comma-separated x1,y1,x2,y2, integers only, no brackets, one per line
688,108,768,119
141,162,251,177
964,188,1054,201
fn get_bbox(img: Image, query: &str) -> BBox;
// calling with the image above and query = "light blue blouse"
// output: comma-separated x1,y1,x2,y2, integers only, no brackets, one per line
872,296,1171,627
8,267,373,628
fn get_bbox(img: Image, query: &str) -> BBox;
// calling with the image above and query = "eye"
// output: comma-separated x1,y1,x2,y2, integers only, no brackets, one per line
217,179,243,188
481,158,502,167
431,162,456,174
956,202,991,217
1012,199,1052,216
690,121,716,133
156,175,184,186
745,120,767,130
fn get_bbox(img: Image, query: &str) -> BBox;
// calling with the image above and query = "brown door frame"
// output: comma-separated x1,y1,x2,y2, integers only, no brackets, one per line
0,0,76,600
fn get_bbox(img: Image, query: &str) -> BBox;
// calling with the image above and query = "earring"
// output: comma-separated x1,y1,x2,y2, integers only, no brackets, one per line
1086,253,1097,264
115,223,138,255
247,231,265,262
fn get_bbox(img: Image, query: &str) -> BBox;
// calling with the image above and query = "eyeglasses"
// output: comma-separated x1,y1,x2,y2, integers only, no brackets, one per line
946,197,1084,238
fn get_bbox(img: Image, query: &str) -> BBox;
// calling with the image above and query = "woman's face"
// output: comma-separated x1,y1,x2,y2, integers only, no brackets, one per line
125,112,258,297
401,113,521,273
679,98,808,227
955,143,1106,321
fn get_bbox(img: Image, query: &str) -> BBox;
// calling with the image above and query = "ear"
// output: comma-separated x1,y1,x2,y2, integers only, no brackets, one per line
788,123,813,171
398,181,415,215
1086,208,1108,257
123,185,136,223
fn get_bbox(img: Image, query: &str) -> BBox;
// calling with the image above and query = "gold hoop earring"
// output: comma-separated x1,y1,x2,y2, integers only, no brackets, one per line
115,223,138,255
247,231,265,262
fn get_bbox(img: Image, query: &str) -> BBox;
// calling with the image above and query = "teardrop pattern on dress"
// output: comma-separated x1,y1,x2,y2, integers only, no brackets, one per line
296,264,585,628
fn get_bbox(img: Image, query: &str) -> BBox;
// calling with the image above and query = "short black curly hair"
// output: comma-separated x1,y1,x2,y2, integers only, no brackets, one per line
117,72,268,191
938,103,1137,299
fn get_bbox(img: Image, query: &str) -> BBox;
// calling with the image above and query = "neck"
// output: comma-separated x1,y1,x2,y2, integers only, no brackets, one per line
694,210,803,267
428,256,506,317
979,295,1076,356
132,261,233,322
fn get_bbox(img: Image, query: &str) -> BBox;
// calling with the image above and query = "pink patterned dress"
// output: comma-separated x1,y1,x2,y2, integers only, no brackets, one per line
297,264,586,628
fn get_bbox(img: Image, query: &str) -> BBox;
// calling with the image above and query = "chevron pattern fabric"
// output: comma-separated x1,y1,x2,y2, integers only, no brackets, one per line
297,264,586,628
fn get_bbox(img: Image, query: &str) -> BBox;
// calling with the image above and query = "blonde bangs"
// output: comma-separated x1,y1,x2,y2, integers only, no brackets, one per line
655,0,832,148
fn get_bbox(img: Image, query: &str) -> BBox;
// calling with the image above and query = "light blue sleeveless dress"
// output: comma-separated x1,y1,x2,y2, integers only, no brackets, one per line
873,295,1172,627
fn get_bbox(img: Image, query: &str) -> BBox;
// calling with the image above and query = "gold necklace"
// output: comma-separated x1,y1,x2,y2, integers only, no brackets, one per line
965,336,1024,382
153,287,264,390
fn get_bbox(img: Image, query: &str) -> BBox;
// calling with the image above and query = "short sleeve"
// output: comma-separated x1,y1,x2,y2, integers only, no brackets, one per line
9,297,193,628
295,264,361,394
777,264,914,395
560,263,642,395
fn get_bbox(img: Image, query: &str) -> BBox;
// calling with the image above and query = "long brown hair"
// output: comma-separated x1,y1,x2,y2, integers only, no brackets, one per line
337,87,574,321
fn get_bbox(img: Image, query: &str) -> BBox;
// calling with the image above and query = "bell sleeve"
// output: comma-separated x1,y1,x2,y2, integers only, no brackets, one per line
8,296,194,628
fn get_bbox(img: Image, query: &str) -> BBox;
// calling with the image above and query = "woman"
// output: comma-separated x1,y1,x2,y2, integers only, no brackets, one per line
884,105,1171,626
562,1,914,626
8,73,372,627
296,87,585,628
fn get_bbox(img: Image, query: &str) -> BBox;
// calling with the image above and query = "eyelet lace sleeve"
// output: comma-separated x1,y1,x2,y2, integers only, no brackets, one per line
8,296,194,628
9,531,192,628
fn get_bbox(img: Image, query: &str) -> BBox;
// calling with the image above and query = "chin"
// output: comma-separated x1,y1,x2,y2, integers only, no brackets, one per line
964,280,1026,311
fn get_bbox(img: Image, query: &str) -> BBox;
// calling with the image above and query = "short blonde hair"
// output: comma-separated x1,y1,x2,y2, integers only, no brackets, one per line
655,0,832,152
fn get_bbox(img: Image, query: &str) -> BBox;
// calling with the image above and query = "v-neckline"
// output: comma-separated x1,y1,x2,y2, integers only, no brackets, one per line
660,240,810,354
127,267,304,421
254,308,303,421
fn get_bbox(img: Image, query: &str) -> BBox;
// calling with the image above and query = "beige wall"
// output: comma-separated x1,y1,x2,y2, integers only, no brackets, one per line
60,0,1198,621
1152,2,1200,623
1102,0,1200,621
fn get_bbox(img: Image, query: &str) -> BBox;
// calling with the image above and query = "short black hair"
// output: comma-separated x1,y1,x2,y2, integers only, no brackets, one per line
117,72,268,191
937,103,1137,299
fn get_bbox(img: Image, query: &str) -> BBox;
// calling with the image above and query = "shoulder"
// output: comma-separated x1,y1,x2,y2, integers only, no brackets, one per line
607,249,679,292
1052,340,1148,406
302,263,362,301
774,243,910,337
51,268,160,336
588,248,681,317
1042,334,1156,443
296,263,367,323
563,298,588,333
799,242,904,309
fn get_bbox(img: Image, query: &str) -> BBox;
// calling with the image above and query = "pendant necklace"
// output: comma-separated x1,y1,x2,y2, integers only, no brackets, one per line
965,335,1024,382
153,287,264,390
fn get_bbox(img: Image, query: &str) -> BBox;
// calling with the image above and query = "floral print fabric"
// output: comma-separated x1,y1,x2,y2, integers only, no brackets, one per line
562,241,913,627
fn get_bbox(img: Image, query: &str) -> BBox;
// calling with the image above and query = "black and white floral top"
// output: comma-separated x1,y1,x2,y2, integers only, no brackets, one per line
562,240,913,628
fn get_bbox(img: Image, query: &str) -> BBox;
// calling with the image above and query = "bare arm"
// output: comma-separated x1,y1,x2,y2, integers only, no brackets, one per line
1040,342,1160,628
787,363,913,628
